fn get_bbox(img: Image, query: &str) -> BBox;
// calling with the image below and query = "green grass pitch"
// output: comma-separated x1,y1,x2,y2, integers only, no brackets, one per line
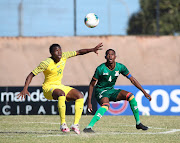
0,115,180,143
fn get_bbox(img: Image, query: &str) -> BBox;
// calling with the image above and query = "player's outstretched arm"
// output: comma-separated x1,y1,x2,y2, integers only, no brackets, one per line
17,72,35,100
76,43,103,56
87,78,97,113
129,76,152,101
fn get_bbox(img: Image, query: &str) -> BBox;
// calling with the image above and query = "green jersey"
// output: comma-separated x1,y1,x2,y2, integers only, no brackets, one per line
93,62,130,90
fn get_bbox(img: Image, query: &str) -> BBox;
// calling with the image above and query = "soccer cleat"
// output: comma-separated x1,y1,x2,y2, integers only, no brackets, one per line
70,124,80,134
83,128,95,133
60,123,70,133
136,123,148,130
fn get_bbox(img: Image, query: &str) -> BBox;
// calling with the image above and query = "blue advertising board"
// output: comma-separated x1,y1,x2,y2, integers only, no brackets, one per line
98,85,180,116
1,86,180,115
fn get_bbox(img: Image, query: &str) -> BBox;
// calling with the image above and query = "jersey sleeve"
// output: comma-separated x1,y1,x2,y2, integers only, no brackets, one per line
62,51,77,59
32,60,49,76
120,64,130,77
93,67,101,80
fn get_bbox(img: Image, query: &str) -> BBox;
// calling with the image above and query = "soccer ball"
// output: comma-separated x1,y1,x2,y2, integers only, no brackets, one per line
84,13,99,28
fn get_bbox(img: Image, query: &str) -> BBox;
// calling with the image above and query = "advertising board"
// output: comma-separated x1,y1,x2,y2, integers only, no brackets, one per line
101,85,180,116
0,86,97,115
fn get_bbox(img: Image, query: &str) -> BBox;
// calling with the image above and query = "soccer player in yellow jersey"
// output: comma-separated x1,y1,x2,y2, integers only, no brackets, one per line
17,43,103,134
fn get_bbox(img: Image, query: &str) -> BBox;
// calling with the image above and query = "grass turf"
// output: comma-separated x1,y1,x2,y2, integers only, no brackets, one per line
0,115,180,143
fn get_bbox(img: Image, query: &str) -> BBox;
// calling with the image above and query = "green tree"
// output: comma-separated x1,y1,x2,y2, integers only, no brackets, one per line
127,0,180,35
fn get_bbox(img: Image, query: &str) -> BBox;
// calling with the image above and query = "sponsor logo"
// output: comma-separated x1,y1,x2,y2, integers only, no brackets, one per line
57,69,62,75
136,88,180,114
134,106,138,110
99,90,107,99
115,85,180,115
0,89,49,102
99,94,103,99
107,101,128,115
115,71,119,76
97,113,102,118
103,73,109,75
0,87,95,115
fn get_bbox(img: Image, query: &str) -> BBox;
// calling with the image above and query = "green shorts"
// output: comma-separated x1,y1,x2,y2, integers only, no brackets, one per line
94,88,122,104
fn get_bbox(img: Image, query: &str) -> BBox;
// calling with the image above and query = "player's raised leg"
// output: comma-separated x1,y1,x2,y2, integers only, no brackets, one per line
66,89,84,134
83,97,110,133
117,90,148,130
52,89,70,133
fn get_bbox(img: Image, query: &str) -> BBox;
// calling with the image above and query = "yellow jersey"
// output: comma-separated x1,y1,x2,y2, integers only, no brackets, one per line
32,51,77,86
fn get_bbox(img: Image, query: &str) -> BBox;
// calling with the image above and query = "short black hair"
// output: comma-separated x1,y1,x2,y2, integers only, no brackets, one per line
105,49,116,56
49,44,61,53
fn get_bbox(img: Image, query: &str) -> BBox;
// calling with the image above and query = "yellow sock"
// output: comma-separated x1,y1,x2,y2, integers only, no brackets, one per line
58,96,66,124
74,98,84,125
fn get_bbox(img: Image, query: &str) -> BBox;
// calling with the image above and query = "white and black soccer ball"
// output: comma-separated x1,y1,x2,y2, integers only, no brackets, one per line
84,13,99,28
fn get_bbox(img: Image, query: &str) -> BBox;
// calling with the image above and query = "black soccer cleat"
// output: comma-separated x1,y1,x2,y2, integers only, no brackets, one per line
83,128,95,133
136,123,148,130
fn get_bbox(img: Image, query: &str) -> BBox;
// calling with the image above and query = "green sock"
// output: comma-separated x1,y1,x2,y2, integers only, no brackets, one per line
129,98,140,125
86,106,107,128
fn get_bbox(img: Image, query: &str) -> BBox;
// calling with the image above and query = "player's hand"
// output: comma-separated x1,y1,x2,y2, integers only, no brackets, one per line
93,43,103,55
17,89,30,100
87,103,93,113
144,93,152,101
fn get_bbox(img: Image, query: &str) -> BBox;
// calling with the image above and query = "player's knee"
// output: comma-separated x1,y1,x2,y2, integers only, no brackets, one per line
76,91,84,99
52,89,65,100
101,103,110,110
78,93,84,99
57,91,65,97
59,93,65,96
126,92,134,101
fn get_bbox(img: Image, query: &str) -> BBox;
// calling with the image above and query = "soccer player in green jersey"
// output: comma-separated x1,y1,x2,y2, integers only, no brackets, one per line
83,49,152,133
17,43,103,134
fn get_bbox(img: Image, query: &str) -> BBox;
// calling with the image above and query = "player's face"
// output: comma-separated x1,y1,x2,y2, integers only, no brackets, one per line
51,47,62,61
105,50,116,64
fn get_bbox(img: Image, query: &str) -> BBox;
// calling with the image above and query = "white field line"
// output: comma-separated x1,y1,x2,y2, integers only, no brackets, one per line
37,129,180,137
25,122,180,133
1,121,180,138
2,129,180,138
24,122,172,130
25,122,59,124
